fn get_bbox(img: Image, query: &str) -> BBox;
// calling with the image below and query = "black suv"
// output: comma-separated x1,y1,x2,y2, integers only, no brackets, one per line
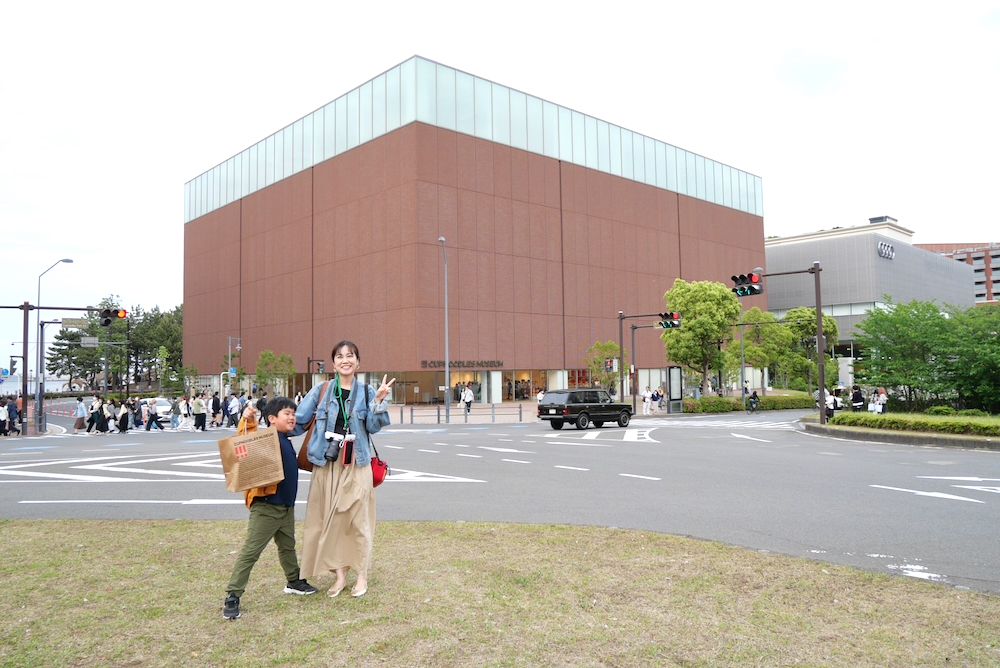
537,389,632,430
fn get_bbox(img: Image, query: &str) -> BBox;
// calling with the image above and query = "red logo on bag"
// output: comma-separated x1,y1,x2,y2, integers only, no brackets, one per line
234,444,248,459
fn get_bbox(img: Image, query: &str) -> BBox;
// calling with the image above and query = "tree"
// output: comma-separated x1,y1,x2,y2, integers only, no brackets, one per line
254,350,297,396
944,303,1000,413
584,340,624,395
740,307,793,396
853,299,953,412
777,306,840,394
660,279,741,394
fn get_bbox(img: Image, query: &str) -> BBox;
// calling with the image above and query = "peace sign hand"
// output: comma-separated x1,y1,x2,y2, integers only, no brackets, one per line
375,374,396,403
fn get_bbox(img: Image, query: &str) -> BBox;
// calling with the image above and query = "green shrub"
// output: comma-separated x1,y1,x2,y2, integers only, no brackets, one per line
682,399,703,413
958,409,989,417
829,412,1000,437
925,406,957,416
698,396,741,413
757,395,815,410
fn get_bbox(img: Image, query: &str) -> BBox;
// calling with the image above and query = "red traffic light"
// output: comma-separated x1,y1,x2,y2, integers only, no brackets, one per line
113,309,128,318
749,273,761,284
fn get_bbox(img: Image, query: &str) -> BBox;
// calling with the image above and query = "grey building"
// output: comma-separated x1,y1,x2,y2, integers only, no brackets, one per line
764,217,973,353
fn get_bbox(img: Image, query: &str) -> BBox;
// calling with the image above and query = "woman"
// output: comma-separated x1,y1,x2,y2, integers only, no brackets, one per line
294,341,394,599
642,386,652,415
117,400,130,433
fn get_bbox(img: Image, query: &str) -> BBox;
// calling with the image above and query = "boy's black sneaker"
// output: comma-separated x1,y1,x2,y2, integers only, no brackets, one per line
284,579,318,595
223,594,241,619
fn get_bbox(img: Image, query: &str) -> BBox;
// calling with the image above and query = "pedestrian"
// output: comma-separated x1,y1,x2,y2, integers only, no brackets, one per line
642,386,652,415
227,394,240,427
86,396,101,433
461,382,474,416
257,393,269,427
212,391,222,427
293,340,394,599
145,399,165,431
0,400,8,437
72,397,87,435
536,388,545,403
192,392,208,431
117,400,130,433
170,396,181,429
7,399,19,435
877,387,888,414
222,396,319,620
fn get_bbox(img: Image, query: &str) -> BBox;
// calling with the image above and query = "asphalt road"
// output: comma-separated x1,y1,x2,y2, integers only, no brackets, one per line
2,410,998,594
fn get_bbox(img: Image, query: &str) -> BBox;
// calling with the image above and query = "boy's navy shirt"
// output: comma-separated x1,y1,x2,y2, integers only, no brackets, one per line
261,431,298,507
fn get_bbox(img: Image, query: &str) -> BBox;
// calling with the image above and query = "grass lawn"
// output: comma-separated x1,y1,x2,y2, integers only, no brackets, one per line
2,519,998,666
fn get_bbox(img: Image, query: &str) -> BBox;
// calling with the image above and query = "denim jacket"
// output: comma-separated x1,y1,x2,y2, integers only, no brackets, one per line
291,378,390,468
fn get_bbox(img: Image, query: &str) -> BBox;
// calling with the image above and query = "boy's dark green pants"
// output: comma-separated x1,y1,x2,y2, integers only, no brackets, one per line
226,500,300,597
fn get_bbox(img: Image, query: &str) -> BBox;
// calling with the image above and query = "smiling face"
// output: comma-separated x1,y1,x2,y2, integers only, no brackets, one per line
269,407,297,433
333,344,360,382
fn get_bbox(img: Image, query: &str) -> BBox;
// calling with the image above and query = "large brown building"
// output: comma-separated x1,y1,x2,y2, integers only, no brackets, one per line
183,56,765,403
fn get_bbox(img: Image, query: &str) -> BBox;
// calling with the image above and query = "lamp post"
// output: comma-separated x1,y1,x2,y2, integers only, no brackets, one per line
438,236,450,424
36,258,73,433
227,336,242,388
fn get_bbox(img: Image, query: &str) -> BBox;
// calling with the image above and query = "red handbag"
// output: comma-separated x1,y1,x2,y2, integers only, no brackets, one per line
370,439,389,487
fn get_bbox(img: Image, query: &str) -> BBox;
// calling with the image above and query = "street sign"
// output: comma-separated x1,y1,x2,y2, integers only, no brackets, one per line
229,367,237,375
0,368,7,377
81,336,99,348
62,317,89,328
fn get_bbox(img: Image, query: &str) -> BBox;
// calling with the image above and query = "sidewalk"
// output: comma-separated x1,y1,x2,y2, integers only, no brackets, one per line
801,417,1000,451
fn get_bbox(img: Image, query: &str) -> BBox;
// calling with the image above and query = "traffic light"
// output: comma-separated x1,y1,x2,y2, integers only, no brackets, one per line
659,312,681,329
99,308,113,326
317,361,325,373
9,358,17,375
732,270,764,297
604,358,613,372
113,309,127,319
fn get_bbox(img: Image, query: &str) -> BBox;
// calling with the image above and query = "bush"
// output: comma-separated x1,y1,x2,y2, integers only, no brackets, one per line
830,412,1000,437
757,395,815,410
925,406,957,416
698,396,741,413
682,399,703,413
958,409,989,417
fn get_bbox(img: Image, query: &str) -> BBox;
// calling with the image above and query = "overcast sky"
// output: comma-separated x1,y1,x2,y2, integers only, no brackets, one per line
1,1,998,374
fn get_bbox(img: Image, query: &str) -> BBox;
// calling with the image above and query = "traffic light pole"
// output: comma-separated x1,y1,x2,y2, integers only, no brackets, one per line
760,262,825,424
617,311,665,402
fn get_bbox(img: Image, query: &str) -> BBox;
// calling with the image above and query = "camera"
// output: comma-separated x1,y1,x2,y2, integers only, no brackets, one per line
323,432,355,460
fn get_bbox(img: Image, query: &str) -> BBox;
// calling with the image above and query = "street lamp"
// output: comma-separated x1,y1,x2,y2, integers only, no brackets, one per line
438,236,450,424
36,258,73,433
227,336,242,380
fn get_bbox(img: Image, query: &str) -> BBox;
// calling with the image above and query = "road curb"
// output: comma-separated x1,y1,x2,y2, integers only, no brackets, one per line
801,420,1000,450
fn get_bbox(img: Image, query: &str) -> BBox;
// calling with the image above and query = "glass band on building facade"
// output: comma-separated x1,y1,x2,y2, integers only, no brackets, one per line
184,56,763,223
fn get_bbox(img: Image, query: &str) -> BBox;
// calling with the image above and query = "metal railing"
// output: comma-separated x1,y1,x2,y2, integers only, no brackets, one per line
396,403,529,424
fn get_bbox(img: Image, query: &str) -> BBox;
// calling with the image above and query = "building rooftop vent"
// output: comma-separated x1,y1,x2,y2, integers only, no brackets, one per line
869,215,898,224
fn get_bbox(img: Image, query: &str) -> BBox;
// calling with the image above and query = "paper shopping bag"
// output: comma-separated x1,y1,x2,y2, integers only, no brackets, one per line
217,427,284,492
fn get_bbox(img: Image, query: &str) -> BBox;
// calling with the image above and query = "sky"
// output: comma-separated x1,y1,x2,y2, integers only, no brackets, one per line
1,0,998,375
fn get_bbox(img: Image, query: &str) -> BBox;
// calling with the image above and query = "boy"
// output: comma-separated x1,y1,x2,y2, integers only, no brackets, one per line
223,397,316,619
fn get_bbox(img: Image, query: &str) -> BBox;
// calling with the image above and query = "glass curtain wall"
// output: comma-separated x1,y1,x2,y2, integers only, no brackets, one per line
186,57,763,224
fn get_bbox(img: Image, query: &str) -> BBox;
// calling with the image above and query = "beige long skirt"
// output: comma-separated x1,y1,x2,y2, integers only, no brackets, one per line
300,458,376,579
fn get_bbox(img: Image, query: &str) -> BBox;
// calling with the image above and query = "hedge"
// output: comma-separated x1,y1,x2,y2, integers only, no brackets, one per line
682,394,815,413
830,412,1000,437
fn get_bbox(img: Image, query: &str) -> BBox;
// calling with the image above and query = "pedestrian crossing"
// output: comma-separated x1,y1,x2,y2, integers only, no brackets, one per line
639,417,797,430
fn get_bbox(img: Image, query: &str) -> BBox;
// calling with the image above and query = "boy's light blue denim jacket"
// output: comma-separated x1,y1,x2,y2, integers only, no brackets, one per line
290,378,390,468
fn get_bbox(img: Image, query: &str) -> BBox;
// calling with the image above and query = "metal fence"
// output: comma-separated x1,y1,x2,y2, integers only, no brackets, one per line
393,403,533,424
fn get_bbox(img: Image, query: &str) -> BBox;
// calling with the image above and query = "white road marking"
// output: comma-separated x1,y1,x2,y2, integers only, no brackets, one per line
0,470,145,482
952,486,1000,494
918,476,1000,482
870,485,984,503
502,459,530,464
731,433,772,443
555,465,589,471
581,432,602,440
546,441,612,447
623,429,655,442
478,446,535,453
384,445,404,449
386,469,485,482
417,449,439,453
620,473,660,481
456,453,482,458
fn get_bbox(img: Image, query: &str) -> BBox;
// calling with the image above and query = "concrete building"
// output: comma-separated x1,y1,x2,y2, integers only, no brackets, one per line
915,242,1000,305
183,56,766,403
764,216,973,380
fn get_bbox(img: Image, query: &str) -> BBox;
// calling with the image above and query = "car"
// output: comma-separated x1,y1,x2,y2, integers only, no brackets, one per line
537,389,632,430
140,397,173,421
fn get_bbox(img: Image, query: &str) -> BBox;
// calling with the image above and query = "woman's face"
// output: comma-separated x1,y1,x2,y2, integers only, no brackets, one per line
334,345,360,378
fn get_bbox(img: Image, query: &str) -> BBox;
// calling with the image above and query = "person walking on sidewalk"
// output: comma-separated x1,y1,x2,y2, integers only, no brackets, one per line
72,397,88,435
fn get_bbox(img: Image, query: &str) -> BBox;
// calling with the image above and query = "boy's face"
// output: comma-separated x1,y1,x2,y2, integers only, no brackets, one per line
270,407,296,433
